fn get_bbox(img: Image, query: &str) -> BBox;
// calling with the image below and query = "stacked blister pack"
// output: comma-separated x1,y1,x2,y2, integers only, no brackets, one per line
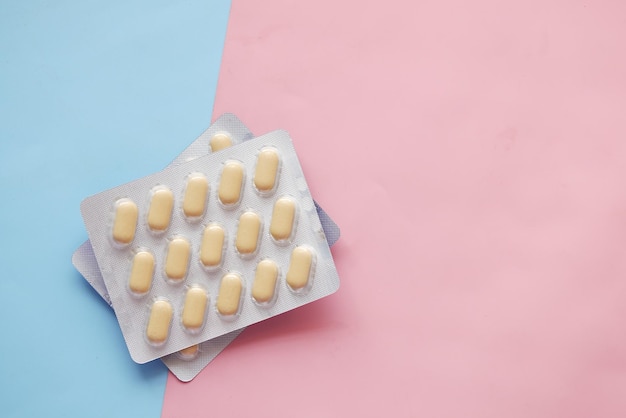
72,114,341,381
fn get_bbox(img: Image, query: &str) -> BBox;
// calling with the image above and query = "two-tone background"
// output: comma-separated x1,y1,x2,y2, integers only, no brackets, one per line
2,1,626,417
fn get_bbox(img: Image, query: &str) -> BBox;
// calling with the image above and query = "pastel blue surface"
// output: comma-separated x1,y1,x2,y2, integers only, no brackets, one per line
0,1,231,417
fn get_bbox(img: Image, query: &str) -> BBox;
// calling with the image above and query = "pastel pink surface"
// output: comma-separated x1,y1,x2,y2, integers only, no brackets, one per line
163,1,626,417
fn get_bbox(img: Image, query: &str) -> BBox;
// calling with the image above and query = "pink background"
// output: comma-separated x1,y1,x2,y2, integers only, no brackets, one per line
163,1,626,416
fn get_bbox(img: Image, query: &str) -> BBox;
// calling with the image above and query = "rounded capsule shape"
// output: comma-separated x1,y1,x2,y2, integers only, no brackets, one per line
181,286,209,332
216,273,243,317
146,299,173,345
253,147,281,194
252,259,279,305
128,250,155,295
200,223,226,269
164,237,191,281
209,132,232,152
182,173,209,219
147,186,174,232
178,344,200,360
218,160,245,207
235,211,262,256
112,198,138,245
269,196,297,243
286,246,316,292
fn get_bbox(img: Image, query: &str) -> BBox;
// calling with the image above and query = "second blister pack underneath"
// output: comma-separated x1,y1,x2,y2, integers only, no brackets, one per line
81,130,341,363
73,114,340,380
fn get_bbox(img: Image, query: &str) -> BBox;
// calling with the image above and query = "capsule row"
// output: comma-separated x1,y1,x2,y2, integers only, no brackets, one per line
128,199,299,296
145,248,316,346
131,237,314,299
111,147,282,246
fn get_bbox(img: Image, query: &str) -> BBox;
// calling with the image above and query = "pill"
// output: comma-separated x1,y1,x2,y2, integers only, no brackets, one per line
286,247,315,291
147,186,174,232
209,132,232,152
218,160,245,206
200,223,225,268
183,173,209,218
165,237,191,280
178,344,199,359
254,147,280,192
216,273,243,316
112,199,138,245
181,287,209,331
252,259,279,304
128,251,155,295
235,211,262,255
270,196,297,242
146,299,173,345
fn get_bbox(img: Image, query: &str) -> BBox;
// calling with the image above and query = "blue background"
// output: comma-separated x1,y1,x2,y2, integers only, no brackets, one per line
0,1,231,416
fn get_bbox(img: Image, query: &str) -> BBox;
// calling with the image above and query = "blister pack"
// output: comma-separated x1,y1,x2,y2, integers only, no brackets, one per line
72,114,340,380
73,240,244,380
81,130,341,363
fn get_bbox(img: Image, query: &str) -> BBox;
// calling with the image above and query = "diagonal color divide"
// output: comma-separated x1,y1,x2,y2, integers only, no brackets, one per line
162,1,626,417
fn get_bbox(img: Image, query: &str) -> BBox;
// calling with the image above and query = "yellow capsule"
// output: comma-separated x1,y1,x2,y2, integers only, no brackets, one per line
200,223,225,268
286,247,315,291
254,147,280,193
112,199,138,245
178,344,200,359
182,173,209,218
128,251,155,295
252,259,279,304
269,196,297,242
181,287,209,331
235,211,261,255
147,186,174,232
218,160,245,206
164,237,191,280
146,299,173,345
209,132,232,152
216,273,243,316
